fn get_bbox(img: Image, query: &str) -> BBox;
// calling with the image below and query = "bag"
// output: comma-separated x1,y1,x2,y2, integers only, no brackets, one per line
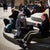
4,24,12,33
4,18,14,33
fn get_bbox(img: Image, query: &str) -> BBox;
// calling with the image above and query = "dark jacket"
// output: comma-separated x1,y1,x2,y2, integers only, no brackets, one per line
9,11,19,21
24,8,31,17
38,19,49,37
9,11,19,29
16,16,27,29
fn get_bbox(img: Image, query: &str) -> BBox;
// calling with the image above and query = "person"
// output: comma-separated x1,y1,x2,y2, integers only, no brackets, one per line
14,13,27,39
9,8,19,29
3,8,19,33
19,3,23,11
9,9,19,21
24,7,31,17
17,13,49,49
40,1,46,12
3,8,15,26
4,8,19,27
3,2,8,11
32,1,45,13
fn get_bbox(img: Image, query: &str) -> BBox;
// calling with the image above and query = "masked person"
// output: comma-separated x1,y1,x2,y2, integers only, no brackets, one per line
14,11,27,39
17,13,49,49
3,8,19,33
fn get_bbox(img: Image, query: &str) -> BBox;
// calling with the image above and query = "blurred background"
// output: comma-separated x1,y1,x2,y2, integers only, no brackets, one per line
0,0,49,8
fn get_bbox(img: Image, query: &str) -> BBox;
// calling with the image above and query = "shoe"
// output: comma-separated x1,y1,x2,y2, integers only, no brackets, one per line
17,39,28,49
19,42,28,49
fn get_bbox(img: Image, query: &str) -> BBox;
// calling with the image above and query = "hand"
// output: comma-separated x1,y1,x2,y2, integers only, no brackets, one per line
35,23,38,27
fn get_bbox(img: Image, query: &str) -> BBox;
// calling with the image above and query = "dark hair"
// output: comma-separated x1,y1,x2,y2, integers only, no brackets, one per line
43,14,49,21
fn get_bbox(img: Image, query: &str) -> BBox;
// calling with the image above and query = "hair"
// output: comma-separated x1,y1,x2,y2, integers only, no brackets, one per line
43,13,49,21
40,1,43,4
11,8,15,13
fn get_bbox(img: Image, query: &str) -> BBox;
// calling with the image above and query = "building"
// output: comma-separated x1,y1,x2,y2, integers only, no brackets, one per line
15,0,47,6
0,0,48,7
15,0,24,6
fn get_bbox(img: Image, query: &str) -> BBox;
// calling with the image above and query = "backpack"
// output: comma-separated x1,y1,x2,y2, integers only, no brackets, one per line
4,18,14,33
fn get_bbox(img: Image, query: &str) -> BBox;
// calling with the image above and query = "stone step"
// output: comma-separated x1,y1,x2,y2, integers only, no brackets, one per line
29,43,50,50
3,31,21,44
31,13,43,22
26,18,41,25
31,17,42,22
3,31,50,50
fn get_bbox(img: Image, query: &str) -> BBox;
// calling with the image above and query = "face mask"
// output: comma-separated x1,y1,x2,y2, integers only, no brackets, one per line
21,16,24,19
37,4,41,7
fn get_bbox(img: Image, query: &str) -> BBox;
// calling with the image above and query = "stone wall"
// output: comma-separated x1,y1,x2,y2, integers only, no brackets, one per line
15,0,24,6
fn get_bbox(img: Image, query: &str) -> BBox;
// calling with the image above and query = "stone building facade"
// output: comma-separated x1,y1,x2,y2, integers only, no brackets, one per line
15,0,47,6
0,0,48,7
15,0,24,6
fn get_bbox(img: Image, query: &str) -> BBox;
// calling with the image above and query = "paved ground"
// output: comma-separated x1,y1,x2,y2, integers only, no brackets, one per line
0,7,22,50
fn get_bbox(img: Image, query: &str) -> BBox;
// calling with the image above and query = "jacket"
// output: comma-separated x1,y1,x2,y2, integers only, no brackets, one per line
38,19,49,37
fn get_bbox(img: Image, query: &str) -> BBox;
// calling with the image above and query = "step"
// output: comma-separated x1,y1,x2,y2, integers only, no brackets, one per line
3,31,50,50
3,31,21,45
26,18,41,25
29,43,50,50
31,13,43,22
31,17,42,22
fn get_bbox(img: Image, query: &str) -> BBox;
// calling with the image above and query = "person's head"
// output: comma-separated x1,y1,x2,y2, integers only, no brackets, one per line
41,13,49,21
34,1,38,4
40,1,43,5
12,8,19,15
35,1,42,6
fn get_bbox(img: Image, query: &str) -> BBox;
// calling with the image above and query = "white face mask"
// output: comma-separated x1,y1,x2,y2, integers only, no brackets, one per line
21,16,24,19
37,4,41,7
